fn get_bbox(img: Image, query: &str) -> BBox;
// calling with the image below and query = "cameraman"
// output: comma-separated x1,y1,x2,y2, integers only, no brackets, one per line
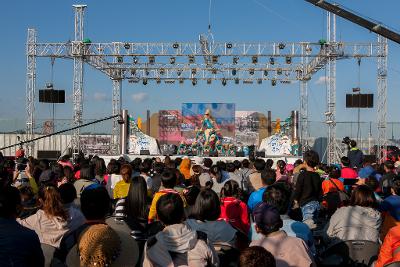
347,140,364,169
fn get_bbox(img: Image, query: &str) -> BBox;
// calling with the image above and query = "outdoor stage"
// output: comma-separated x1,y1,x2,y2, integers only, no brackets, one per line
101,154,302,167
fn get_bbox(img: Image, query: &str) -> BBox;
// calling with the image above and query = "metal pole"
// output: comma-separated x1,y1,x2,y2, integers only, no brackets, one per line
377,34,388,162
26,28,37,157
111,79,122,155
147,110,151,135
120,109,128,154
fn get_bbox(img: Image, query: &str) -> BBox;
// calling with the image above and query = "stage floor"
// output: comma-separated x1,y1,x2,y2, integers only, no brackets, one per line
101,154,302,167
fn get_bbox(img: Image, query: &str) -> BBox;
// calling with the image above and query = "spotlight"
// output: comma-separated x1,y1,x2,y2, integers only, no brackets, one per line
133,57,138,64
222,78,227,86
149,56,155,64
226,43,233,49
252,56,258,64
285,56,292,64
234,78,239,84
131,69,136,75
257,79,262,84
159,68,165,75
145,69,150,76
271,79,277,86
143,78,148,85
212,55,218,64
269,57,275,65
169,57,176,64
233,57,239,64
179,78,184,84
192,78,197,86
263,70,268,76
278,43,285,49
173,43,179,49
207,78,212,84
156,78,161,84
177,69,182,76
249,69,255,75
191,68,197,75
124,43,130,50
117,56,123,63
232,69,237,76
189,55,195,64
211,68,217,74
277,68,283,75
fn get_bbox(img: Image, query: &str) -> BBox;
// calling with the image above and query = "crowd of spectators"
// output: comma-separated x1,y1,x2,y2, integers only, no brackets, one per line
2,145,400,266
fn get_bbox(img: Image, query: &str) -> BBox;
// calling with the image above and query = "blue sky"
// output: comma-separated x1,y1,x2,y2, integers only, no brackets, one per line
1,0,400,137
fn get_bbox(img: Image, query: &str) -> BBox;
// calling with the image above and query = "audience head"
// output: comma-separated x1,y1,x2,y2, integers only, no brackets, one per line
303,150,319,168
191,188,221,221
239,246,276,267
327,165,341,179
365,176,379,192
233,160,242,171
203,158,213,169
106,159,120,175
254,159,266,172
341,156,351,168
276,160,286,174
226,162,236,173
183,185,200,206
391,176,400,196
161,168,177,189
253,202,283,235
261,169,276,186
350,185,377,209
139,160,152,174
120,164,133,183
81,184,110,221
384,160,395,172
58,182,77,204
220,180,241,199
126,176,148,220
263,184,290,215
156,193,184,225
241,159,250,169
38,186,68,220
0,186,21,218
265,159,274,169
350,140,357,148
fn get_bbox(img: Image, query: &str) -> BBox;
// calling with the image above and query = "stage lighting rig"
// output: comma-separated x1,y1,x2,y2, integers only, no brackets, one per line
226,43,233,49
269,57,275,65
192,78,197,86
252,56,258,64
124,43,130,50
188,55,195,64
249,69,255,75
257,79,262,84
233,57,239,64
173,43,179,49
232,69,237,76
169,57,176,64
278,43,285,49
207,78,212,84
263,70,268,76
234,78,239,84
212,55,218,64
143,78,148,85
277,68,283,75
285,56,292,64
149,56,155,64
271,79,277,86
222,78,227,86
133,57,138,64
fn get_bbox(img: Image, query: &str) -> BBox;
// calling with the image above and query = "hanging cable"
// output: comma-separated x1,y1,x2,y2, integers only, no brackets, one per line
208,0,212,33
356,58,361,145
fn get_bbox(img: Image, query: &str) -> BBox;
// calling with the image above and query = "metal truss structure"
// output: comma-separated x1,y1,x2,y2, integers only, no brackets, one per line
25,6,388,161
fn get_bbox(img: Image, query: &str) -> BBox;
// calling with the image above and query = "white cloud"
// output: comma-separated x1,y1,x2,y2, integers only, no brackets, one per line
314,76,330,85
93,92,109,101
131,92,149,103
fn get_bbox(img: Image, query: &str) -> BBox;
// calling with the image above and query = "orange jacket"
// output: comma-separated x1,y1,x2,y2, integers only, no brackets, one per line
375,225,400,267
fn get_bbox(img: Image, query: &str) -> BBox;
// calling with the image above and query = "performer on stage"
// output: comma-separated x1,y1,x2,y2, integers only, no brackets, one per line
200,109,220,142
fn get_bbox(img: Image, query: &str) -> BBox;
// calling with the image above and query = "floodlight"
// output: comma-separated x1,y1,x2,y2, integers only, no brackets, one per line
285,56,292,64
179,78,184,84
263,70,268,76
173,43,179,49
177,69,182,76
169,57,176,64
233,57,239,64
159,68,165,75
212,55,218,64
222,78,227,86
271,79,277,86
189,55,195,64
257,79,262,84
117,56,123,63
143,78,148,85
156,78,161,84
207,78,212,84
277,68,283,75
131,69,136,75
192,78,197,86
211,68,217,74
252,56,258,64
133,57,138,64
278,43,286,49
191,68,197,75
124,43,130,50
226,43,233,49
232,69,237,76
145,69,150,76
249,69,255,75
235,78,239,84
269,57,275,65
149,56,155,64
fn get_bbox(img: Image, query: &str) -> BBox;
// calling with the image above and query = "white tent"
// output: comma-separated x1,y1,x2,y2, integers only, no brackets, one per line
127,120,160,155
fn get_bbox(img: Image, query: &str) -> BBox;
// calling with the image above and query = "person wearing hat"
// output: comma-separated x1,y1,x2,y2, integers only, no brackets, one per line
250,203,315,267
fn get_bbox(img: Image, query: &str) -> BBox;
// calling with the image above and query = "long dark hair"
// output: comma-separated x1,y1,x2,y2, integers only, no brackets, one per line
220,180,241,200
125,176,148,220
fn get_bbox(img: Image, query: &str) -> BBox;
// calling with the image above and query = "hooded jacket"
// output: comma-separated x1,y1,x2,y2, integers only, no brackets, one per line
324,205,382,244
142,223,219,267
18,209,69,248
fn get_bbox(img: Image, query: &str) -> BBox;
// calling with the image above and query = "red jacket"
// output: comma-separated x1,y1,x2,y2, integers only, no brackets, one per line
219,197,250,234
375,225,400,267
341,167,358,179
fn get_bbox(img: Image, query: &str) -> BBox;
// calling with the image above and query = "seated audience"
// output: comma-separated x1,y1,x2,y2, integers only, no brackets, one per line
113,164,133,199
375,225,400,267
247,169,276,213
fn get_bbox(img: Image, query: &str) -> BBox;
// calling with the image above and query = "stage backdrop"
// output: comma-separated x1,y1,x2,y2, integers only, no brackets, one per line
158,110,182,145
235,111,260,146
181,103,235,143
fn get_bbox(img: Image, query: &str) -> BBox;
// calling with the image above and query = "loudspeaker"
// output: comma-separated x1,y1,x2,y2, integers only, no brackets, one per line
346,94,373,108
140,150,150,155
236,151,245,157
39,90,65,103
37,150,61,160
256,151,265,158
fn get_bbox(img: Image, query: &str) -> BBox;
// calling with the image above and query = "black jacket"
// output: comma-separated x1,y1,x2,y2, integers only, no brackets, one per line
293,170,322,207
347,148,364,169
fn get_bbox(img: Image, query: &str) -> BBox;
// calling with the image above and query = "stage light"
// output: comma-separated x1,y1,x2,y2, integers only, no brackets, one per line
145,69,150,76
222,78,227,86
249,69,255,75
124,43,130,50
189,55,195,64
277,68,283,75
269,57,275,65
212,55,218,64
131,69,136,75
324,111,332,116
149,56,155,64
271,79,277,86
278,43,285,49
143,78,148,85
263,70,268,76
192,78,197,86
156,78,161,84
159,68,165,75
233,57,239,64
257,79,262,84
211,68,217,74
179,78,184,84
177,69,182,76
252,56,258,64
169,57,176,64
326,120,334,124
191,68,197,75
235,78,239,84
133,57,138,64
226,43,233,49
285,56,292,64
232,69,237,76
173,43,179,49
117,56,123,63
207,78,212,84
